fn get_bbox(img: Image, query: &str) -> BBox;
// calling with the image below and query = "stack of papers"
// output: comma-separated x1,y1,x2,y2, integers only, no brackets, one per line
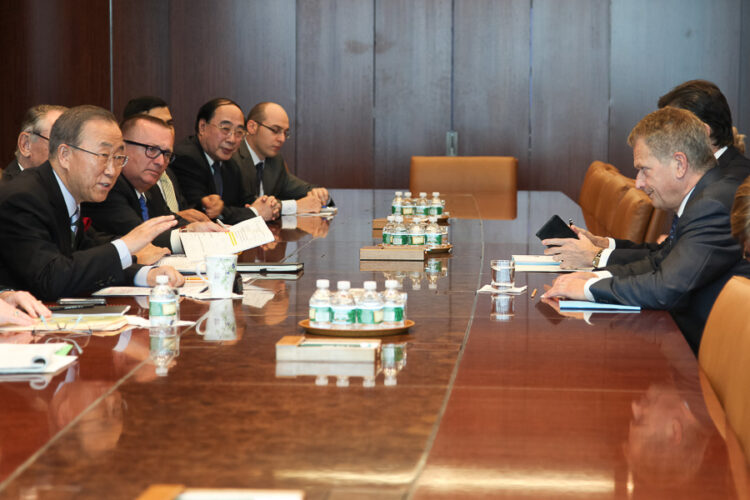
179,217,274,261
0,343,77,374
511,255,593,272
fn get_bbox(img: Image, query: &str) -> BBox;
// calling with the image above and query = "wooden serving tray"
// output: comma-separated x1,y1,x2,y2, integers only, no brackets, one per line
298,319,414,337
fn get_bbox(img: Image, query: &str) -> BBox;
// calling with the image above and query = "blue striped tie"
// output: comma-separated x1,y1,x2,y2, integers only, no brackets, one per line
139,194,149,221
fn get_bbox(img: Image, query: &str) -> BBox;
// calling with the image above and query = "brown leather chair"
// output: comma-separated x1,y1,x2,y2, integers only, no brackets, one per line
593,170,631,236
609,186,654,242
409,156,517,219
699,275,750,464
579,161,618,234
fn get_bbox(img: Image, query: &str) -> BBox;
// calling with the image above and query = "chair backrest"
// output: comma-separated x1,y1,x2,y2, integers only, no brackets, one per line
579,161,619,234
609,186,654,242
699,275,750,464
409,156,517,219
593,171,631,235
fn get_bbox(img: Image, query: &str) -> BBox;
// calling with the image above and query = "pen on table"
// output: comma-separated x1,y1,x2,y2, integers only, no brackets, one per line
530,288,538,299
216,219,229,229
49,304,93,311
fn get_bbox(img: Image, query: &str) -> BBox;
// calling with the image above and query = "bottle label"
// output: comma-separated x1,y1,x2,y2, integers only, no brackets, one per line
426,233,442,245
409,234,425,245
429,205,443,215
150,300,177,318
426,259,442,273
383,306,404,322
358,307,383,325
332,307,356,324
382,232,391,245
392,205,402,214
310,306,332,323
391,234,407,245
402,206,414,215
416,206,429,215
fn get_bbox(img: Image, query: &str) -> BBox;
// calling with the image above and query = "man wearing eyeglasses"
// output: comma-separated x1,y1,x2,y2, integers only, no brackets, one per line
4,104,68,182
236,102,330,215
171,98,280,223
82,114,224,252
0,105,184,301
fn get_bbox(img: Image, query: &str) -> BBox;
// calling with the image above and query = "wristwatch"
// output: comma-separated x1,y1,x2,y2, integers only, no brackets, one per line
592,249,604,268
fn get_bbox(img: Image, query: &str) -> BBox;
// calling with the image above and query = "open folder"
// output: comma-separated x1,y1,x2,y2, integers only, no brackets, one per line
0,343,77,374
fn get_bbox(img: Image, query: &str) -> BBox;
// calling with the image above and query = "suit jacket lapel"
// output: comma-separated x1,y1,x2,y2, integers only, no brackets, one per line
38,163,75,254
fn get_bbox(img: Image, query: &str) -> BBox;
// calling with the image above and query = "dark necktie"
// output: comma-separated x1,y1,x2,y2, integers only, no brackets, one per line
255,161,264,196
668,214,679,242
70,208,80,249
213,161,223,197
139,194,149,221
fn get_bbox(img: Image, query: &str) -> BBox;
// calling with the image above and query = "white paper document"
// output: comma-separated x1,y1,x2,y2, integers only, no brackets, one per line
477,285,528,294
157,255,204,274
512,255,593,273
559,300,641,312
0,343,77,374
179,217,274,261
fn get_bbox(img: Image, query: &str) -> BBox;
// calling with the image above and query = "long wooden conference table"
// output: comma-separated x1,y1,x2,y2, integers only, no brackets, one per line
0,189,746,499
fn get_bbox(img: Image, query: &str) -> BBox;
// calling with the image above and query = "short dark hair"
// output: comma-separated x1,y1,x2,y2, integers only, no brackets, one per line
657,80,733,149
246,102,272,124
195,98,243,133
49,105,118,160
120,113,172,138
123,96,169,120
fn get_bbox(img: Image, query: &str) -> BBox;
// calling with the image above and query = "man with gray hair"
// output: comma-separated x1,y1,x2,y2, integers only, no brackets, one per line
544,107,745,338
4,104,68,181
0,105,183,300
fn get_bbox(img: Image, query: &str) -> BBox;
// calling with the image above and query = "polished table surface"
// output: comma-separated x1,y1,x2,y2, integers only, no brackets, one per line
0,189,747,499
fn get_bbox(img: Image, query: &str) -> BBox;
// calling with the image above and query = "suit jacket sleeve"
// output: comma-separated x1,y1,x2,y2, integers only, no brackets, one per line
0,189,134,301
266,155,315,201
591,195,741,309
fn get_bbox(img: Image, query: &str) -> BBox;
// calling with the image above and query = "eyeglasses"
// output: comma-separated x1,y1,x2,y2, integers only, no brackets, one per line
256,122,291,139
208,122,247,139
31,131,50,141
124,139,175,164
66,143,128,168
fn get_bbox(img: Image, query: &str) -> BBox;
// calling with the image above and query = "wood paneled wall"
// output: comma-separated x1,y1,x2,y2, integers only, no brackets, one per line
2,0,749,201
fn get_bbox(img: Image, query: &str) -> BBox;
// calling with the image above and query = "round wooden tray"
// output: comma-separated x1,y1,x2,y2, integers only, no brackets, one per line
298,319,414,337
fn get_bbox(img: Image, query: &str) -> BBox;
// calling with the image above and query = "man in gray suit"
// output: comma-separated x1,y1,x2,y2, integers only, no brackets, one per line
235,102,329,215
4,104,67,181
544,107,745,339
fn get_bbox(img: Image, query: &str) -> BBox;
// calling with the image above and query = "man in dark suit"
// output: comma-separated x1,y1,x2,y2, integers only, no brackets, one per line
0,105,183,301
171,98,279,224
122,96,210,223
82,114,223,252
544,80,750,268
4,104,67,182
235,102,329,215
544,107,745,341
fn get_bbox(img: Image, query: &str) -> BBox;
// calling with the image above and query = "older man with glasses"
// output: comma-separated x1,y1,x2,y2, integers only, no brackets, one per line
0,105,184,301
171,98,279,223
4,104,68,182
82,114,224,253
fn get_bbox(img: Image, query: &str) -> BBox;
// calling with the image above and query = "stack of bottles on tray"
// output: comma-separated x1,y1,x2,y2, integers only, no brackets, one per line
384,191,448,247
309,279,407,329
391,191,444,216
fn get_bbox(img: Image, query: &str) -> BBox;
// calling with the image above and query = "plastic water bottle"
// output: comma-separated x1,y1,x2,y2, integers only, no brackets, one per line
430,192,444,215
331,281,356,327
408,217,426,246
402,191,415,216
357,281,384,328
309,279,332,327
382,215,395,245
391,191,404,215
425,216,442,247
415,192,430,215
150,275,178,326
391,215,408,246
382,280,405,326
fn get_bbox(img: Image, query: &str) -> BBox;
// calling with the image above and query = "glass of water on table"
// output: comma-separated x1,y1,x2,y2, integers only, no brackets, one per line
490,259,515,289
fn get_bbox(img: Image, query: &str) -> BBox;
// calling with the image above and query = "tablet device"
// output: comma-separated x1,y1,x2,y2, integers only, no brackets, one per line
535,215,578,242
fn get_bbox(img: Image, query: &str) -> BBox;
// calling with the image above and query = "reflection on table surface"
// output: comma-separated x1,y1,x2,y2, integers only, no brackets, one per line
0,189,745,499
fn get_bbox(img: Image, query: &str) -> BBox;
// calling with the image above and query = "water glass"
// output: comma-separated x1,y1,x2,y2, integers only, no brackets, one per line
491,259,515,288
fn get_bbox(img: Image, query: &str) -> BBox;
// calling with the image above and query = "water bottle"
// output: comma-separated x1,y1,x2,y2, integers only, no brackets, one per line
331,281,356,327
382,280,405,326
309,279,332,327
391,215,408,246
357,281,384,328
149,275,178,326
430,191,444,215
425,216,442,247
402,191,415,216
408,217,426,245
382,215,395,245
391,191,404,215
415,192,430,215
